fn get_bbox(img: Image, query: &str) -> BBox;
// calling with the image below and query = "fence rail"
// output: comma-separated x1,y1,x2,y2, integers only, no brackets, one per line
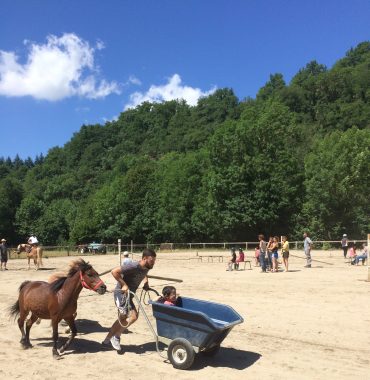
8,239,367,259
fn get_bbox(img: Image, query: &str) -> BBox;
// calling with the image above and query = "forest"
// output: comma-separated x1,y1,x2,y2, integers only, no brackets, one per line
0,42,369,245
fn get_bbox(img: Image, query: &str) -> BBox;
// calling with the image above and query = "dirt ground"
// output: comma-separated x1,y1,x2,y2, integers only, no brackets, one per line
0,249,369,380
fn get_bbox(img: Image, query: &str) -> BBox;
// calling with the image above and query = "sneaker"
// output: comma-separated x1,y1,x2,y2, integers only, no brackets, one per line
110,336,121,350
304,264,311,268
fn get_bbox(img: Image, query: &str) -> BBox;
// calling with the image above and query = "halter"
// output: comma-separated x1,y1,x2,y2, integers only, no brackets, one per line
79,271,104,291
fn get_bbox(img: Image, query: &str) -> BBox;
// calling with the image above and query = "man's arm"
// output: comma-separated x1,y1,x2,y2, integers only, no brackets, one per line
142,276,149,290
111,266,129,293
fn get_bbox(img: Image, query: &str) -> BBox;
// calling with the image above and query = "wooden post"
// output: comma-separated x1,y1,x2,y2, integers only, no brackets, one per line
118,239,121,265
367,234,370,282
131,240,133,255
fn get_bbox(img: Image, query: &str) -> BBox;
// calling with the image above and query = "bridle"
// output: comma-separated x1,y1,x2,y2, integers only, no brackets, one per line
79,271,104,291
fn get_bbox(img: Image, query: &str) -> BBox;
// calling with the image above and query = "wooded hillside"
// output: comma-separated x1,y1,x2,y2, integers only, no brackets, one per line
1,42,369,245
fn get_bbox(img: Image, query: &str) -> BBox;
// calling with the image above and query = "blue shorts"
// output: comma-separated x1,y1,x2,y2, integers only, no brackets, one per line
272,251,278,259
113,290,135,315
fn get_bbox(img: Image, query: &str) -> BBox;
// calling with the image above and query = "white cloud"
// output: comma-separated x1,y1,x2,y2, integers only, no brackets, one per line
124,74,216,110
0,33,120,101
102,115,118,123
128,75,141,86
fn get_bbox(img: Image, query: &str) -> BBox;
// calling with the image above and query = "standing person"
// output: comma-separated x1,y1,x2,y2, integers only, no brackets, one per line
341,234,348,258
271,236,279,272
258,234,267,272
266,237,274,271
102,248,156,351
303,232,313,268
0,238,9,270
281,236,290,272
121,251,132,266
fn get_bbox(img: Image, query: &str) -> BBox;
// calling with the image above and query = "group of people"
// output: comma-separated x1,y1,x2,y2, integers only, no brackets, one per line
227,232,314,273
341,233,368,265
0,235,41,271
348,243,368,265
255,234,295,273
226,247,245,271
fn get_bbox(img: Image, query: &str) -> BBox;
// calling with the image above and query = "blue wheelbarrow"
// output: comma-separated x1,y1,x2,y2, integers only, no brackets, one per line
131,290,244,370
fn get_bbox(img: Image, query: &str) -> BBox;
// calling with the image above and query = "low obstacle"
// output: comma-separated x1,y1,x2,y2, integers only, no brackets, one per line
289,254,334,266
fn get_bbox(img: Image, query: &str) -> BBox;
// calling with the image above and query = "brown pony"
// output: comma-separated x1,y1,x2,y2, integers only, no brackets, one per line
17,243,43,270
9,259,106,358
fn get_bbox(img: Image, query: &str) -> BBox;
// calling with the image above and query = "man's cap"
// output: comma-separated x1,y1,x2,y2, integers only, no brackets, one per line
343,234,347,237
1,238,6,242
123,251,129,256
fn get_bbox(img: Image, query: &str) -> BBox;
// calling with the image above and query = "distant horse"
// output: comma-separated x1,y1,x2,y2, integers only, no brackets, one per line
17,244,43,270
9,259,106,358
17,243,31,254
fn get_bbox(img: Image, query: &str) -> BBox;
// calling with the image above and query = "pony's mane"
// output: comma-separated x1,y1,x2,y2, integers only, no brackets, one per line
49,259,92,292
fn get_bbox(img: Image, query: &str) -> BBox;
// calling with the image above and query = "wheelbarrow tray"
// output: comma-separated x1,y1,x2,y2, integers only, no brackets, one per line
149,297,243,352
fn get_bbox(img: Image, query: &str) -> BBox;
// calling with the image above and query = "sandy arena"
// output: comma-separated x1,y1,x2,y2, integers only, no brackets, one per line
0,250,369,380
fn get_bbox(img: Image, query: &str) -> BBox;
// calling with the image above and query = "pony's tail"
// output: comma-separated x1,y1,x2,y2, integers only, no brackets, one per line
9,300,20,320
8,281,30,320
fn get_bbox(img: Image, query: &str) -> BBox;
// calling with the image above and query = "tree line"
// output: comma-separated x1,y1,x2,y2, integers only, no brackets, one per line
0,42,369,245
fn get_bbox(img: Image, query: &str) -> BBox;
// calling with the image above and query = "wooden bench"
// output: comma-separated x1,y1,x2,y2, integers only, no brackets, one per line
234,260,252,270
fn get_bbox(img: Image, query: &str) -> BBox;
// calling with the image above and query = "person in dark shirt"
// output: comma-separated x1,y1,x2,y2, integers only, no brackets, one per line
0,238,9,270
102,248,156,351
227,248,237,271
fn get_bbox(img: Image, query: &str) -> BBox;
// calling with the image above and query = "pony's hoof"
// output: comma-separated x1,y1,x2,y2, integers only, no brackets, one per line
52,349,61,359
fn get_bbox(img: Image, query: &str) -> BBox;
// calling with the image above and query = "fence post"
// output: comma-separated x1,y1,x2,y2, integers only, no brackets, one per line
118,239,121,265
67,246,70,257
367,234,370,282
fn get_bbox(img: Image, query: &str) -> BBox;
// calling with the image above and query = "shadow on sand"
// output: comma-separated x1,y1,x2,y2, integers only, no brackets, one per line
58,339,261,369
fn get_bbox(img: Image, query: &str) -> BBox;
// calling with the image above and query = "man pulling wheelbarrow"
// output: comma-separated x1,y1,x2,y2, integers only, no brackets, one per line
102,248,157,351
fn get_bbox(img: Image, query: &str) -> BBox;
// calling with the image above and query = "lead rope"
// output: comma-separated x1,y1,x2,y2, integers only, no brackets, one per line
117,291,131,328
116,287,159,328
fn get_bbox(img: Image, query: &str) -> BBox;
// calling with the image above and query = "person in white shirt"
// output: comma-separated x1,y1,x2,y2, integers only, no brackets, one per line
122,251,132,266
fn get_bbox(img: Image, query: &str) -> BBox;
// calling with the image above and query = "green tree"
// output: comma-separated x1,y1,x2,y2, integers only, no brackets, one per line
303,127,370,239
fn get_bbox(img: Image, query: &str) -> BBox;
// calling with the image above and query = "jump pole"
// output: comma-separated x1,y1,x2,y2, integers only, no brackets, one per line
289,253,334,266
98,267,182,283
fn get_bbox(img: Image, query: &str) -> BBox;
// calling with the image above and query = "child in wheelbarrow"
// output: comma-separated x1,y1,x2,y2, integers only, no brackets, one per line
156,286,181,306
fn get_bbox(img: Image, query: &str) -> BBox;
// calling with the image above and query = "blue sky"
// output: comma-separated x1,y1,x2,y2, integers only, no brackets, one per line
0,0,369,159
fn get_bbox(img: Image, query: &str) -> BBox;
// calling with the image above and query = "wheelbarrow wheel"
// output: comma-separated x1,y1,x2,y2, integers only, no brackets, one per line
201,344,220,357
167,338,195,370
